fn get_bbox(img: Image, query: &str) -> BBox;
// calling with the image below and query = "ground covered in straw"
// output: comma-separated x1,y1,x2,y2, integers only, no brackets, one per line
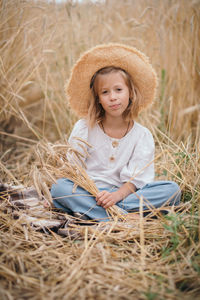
0,199,200,299
0,0,200,299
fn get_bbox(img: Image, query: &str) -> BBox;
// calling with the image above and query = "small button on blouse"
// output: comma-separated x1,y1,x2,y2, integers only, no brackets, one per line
112,140,119,148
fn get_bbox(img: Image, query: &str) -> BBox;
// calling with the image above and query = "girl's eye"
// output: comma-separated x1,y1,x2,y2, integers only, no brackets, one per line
102,90,108,94
117,88,122,91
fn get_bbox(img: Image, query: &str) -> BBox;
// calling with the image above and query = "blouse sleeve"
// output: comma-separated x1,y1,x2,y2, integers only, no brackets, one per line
67,119,89,163
120,129,155,189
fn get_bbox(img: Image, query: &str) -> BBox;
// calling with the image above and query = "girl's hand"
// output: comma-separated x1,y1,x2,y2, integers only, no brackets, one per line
96,191,121,209
96,182,136,209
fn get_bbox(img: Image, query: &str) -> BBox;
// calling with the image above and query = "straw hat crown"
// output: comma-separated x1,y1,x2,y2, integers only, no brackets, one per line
65,43,158,117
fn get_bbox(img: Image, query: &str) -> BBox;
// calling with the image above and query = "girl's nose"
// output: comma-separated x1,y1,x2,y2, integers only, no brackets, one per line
110,91,117,101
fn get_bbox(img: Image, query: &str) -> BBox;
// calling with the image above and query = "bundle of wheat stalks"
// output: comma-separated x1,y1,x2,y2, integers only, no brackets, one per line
31,137,126,221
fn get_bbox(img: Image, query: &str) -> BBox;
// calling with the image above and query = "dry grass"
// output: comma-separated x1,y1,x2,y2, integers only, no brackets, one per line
0,0,200,299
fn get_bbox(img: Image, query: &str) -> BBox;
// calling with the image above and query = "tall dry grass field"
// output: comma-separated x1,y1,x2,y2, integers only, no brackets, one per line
0,0,200,299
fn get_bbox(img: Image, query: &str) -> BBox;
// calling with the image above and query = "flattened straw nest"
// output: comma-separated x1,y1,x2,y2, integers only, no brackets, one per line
30,138,127,221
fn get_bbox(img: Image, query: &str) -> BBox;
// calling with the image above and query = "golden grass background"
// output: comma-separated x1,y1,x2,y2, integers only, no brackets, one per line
0,0,200,299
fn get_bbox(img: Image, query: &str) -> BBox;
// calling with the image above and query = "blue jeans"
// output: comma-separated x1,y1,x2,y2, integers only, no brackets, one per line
51,179,181,222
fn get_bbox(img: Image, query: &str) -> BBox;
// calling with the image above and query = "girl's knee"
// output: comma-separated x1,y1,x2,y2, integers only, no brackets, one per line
167,181,181,205
51,180,60,198
168,181,181,193
50,178,72,199
50,178,73,212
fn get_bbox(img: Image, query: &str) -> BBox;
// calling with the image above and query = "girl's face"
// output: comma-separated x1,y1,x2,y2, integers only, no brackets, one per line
96,72,130,119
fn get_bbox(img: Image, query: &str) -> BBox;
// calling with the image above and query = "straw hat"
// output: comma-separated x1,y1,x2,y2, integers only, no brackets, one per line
65,43,157,117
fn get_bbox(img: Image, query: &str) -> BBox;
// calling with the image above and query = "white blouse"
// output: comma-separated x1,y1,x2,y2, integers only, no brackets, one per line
68,119,155,190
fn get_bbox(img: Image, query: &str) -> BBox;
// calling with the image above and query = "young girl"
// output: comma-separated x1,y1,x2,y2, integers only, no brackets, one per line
51,44,181,222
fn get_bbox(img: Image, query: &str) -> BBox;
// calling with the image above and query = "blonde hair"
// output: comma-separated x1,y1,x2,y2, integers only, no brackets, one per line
88,66,142,127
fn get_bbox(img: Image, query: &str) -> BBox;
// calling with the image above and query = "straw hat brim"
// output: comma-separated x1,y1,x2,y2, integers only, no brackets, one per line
65,43,158,117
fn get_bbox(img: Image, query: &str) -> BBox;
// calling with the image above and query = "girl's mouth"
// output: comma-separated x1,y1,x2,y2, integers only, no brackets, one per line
110,104,120,110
